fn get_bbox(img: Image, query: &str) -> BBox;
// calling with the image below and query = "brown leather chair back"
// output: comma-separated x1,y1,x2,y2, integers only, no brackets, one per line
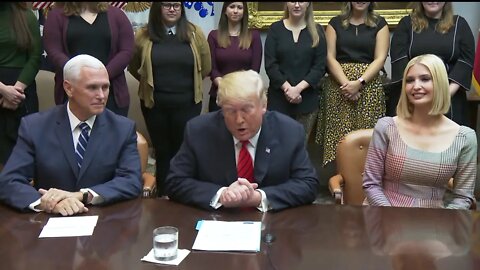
335,129,373,205
136,131,148,174
136,131,156,197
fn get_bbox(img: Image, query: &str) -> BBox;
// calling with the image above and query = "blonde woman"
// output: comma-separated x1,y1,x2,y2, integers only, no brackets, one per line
265,2,327,142
363,54,477,209
316,2,389,166
207,2,262,111
389,2,474,126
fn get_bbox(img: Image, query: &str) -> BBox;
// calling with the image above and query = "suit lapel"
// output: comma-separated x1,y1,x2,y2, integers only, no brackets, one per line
254,113,278,185
78,112,106,180
55,105,79,178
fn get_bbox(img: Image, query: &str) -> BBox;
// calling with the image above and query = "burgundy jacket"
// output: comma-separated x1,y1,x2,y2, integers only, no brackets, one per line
43,5,134,108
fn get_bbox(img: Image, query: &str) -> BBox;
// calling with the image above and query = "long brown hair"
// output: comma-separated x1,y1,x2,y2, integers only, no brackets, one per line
283,2,320,48
217,2,252,49
9,2,33,50
148,2,192,43
62,2,108,16
339,2,380,29
409,2,454,34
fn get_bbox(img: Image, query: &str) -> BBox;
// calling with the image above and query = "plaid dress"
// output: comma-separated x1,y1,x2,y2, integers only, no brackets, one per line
363,117,477,209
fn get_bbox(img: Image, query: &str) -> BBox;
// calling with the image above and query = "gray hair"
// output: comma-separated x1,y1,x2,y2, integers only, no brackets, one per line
63,54,106,82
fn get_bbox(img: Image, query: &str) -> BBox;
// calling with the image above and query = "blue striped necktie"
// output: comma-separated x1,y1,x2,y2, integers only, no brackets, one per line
75,122,90,168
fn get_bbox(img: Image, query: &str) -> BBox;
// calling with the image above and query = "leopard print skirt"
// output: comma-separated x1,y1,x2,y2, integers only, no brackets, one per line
315,62,386,166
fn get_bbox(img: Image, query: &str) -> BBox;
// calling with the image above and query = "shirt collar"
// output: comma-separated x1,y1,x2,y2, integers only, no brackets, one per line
165,25,177,35
233,127,262,149
67,101,96,132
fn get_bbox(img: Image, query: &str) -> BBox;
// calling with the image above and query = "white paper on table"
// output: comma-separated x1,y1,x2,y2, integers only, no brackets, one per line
141,249,190,265
38,216,98,238
192,220,261,252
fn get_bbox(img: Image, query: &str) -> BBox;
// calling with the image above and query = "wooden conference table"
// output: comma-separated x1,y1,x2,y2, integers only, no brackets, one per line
1,198,480,270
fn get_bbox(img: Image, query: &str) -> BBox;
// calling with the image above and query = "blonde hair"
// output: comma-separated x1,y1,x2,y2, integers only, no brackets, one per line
396,54,450,118
283,2,320,48
339,2,380,29
217,70,266,106
409,2,454,34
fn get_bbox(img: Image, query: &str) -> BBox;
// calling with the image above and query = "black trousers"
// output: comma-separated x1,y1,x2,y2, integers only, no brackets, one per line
385,83,400,117
106,84,129,117
0,67,38,165
141,100,201,196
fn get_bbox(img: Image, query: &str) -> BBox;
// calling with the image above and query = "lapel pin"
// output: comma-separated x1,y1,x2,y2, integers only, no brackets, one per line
265,147,270,154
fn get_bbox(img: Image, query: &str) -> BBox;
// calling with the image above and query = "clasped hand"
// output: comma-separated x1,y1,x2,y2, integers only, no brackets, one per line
219,178,260,208
284,85,303,104
0,84,25,109
340,80,362,101
39,188,88,216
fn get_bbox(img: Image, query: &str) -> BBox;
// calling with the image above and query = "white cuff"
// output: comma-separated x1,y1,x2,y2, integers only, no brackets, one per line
210,187,227,209
256,189,270,212
29,198,42,212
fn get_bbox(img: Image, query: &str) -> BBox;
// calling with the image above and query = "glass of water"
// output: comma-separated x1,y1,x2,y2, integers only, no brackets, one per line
153,226,178,261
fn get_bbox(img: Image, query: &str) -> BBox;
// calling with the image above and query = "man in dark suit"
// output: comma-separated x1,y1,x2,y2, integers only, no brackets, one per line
165,70,319,211
0,54,142,216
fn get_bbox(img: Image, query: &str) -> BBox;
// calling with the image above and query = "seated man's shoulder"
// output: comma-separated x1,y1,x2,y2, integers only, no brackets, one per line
103,109,135,126
266,111,303,129
22,105,63,125
99,110,137,141
187,111,221,128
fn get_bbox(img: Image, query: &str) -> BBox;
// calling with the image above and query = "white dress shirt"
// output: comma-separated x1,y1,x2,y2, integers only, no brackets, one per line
166,25,177,35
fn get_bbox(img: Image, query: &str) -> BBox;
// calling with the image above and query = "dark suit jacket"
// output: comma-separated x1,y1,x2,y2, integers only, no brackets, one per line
165,110,319,211
0,104,142,211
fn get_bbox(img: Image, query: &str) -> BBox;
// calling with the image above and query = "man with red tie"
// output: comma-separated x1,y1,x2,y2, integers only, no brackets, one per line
165,70,319,212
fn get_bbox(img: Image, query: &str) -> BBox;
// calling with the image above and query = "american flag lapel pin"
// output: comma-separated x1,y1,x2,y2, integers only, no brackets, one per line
265,147,270,154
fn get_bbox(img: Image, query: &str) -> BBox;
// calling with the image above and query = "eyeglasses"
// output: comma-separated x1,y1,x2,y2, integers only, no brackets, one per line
161,3,181,11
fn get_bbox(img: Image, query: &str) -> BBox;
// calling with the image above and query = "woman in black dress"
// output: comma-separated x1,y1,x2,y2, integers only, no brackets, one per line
264,2,327,143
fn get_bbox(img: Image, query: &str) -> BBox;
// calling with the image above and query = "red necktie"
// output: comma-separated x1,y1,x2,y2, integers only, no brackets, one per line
237,141,254,183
